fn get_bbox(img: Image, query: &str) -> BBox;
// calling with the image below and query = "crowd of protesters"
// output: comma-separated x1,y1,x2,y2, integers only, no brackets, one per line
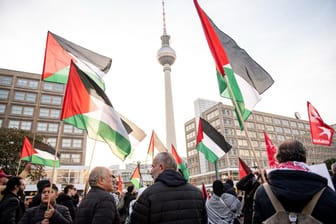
1,140,336,223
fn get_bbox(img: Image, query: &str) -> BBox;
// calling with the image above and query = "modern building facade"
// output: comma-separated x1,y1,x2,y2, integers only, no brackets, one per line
0,68,87,166
185,99,336,186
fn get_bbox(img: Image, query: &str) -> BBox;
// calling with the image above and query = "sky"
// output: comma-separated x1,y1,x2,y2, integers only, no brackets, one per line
1,0,335,167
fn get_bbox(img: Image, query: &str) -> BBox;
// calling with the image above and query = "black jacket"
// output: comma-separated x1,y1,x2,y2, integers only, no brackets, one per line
131,170,207,224
0,192,25,224
75,186,120,224
18,203,72,224
253,169,336,224
56,193,77,220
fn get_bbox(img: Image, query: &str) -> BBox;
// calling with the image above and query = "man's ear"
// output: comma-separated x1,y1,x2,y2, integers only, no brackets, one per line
159,164,164,170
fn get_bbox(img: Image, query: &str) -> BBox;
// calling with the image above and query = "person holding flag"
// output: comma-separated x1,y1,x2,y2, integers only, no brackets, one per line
131,152,207,224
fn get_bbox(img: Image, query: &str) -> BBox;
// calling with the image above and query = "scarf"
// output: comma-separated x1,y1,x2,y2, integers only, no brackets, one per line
275,161,310,171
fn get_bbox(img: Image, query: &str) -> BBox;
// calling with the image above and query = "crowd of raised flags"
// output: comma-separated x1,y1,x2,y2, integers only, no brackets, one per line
16,0,334,191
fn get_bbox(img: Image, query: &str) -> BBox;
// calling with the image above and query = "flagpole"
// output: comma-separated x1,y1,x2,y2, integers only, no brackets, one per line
16,160,22,176
83,139,98,196
214,160,219,180
222,74,265,182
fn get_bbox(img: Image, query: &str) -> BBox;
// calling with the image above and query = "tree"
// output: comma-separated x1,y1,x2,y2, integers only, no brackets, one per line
0,128,45,179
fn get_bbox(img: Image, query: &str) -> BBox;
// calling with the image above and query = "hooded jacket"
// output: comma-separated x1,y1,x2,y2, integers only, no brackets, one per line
131,169,207,224
253,169,336,224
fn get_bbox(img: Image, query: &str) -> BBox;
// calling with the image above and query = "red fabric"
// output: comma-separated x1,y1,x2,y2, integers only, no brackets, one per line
276,161,310,172
307,101,334,146
147,130,155,158
239,157,252,179
20,136,38,158
263,131,278,168
118,175,122,193
201,182,209,200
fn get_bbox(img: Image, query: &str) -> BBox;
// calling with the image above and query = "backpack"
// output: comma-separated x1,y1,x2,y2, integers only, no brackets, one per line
262,183,325,224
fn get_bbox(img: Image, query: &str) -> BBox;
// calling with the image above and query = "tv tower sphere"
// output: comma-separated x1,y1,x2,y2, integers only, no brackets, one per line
157,34,176,66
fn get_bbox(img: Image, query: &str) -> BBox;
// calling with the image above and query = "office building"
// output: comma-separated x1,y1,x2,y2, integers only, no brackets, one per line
185,99,336,186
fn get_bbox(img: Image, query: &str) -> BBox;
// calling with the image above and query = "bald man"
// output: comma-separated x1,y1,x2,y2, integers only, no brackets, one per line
75,167,120,224
131,152,207,224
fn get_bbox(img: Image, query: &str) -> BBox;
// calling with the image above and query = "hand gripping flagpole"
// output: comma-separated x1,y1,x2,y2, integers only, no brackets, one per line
222,72,266,183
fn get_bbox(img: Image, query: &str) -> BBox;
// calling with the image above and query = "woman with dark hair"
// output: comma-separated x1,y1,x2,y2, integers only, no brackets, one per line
253,140,336,224
0,176,26,223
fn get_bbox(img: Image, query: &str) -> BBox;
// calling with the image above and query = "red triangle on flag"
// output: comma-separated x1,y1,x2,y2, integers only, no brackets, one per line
263,131,278,168
239,157,252,179
20,137,38,159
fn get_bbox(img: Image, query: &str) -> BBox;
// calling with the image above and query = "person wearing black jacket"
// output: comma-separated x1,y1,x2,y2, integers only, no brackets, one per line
236,172,260,224
56,184,77,221
0,176,26,224
131,152,207,224
253,140,336,224
75,166,120,224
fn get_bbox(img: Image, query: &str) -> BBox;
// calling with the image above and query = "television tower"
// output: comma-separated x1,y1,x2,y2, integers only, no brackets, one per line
157,0,177,151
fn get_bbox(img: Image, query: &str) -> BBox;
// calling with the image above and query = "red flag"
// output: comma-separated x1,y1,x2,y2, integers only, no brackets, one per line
239,157,252,179
171,144,190,181
307,101,334,146
263,131,278,168
201,182,209,200
118,175,123,193
147,130,155,158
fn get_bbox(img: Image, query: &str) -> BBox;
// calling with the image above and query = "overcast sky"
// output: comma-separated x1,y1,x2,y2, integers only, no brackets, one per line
1,0,335,167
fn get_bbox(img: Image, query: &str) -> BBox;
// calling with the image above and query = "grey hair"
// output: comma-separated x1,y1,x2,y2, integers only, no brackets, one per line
88,167,108,187
331,162,336,174
155,152,177,170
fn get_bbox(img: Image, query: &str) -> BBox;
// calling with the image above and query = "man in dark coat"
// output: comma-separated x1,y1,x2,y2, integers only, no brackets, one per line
75,166,120,224
253,140,336,224
131,152,207,224
56,184,77,221
0,176,25,224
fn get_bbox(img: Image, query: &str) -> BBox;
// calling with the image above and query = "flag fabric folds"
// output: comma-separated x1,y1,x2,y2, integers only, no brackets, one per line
307,101,334,146
42,31,111,90
20,137,60,167
171,144,190,182
61,61,131,161
146,130,168,160
130,166,141,190
196,117,232,163
239,157,252,179
118,175,123,193
263,131,278,168
117,112,146,148
193,0,274,129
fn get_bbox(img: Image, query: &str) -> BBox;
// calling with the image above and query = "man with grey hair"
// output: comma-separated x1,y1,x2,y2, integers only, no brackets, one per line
131,152,207,224
331,162,336,190
75,166,120,224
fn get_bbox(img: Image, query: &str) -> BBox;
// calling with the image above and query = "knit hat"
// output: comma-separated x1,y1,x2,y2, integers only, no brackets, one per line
212,180,224,197
37,179,50,193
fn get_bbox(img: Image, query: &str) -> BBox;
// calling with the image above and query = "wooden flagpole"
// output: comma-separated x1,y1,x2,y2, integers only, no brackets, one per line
222,74,266,182
83,139,98,196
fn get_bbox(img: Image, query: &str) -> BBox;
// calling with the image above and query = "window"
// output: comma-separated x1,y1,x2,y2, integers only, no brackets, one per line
48,123,59,132
210,119,220,128
282,120,289,126
224,128,234,136
290,121,297,128
73,139,82,148
62,139,71,148
37,122,58,132
223,119,233,125
256,115,264,122
238,139,248,146
47,138,57,147
16,78,38,89
0,90,9,99
43,82,64,92
222,109,231,116
11,106,22,115
14,91,37,102
21,121,31,130
63,124,83,134
273,118,281,125
275,126,283,133
185,123,195,132
39,108,60,119
23,107,34,116
265,125,274,132
297,123,304,129
41,95,62,105
37,122,48,131
236,130,245,137
11,106,34,116
0,76,12,86
206,110,219,120
256,123,264,130
284,128,291,134
8,120,20,129
0,104,5,113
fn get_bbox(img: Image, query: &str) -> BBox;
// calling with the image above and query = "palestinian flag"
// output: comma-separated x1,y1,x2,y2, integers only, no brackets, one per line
130,166,141,190
193,0,274,129
42,31,111,90
117,112,146,148
171,144,190,182
61,61,131,161
20,137,60,167
239,157,252,179
196,117,232,163
307,101,335,146
263,131,278,168
201,182,209,200
145,130,167,161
